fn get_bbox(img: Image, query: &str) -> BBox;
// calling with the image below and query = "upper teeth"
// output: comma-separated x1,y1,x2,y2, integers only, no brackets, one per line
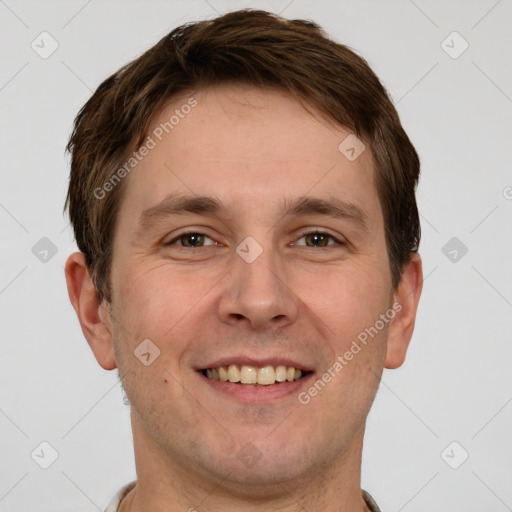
205,365,303,385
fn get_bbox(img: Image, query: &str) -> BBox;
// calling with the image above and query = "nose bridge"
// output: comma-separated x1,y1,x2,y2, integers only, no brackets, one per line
218,235,299,330
239,242,281,297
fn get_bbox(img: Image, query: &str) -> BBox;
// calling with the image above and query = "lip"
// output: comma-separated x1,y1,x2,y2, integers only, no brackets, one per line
197,370,315,403
196,356,313,372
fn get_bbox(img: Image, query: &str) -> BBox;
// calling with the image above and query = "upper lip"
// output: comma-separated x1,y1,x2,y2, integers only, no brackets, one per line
197,356,313,372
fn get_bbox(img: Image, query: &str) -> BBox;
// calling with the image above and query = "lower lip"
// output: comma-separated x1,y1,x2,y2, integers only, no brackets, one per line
198,371,314,403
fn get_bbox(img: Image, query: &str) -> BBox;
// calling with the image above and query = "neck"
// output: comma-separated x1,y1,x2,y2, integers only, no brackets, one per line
120,414,370,512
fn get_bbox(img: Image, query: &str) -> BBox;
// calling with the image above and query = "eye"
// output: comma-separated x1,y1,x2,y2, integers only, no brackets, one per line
295,231,341,247
167,232,217,248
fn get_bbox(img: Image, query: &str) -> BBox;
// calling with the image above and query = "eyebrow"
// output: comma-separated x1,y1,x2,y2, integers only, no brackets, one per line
137,195,227,235
281,196,370,231
136,194,370,235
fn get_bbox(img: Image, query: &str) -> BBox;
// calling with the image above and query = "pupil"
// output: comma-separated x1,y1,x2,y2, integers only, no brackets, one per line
308,233,327,247
184,233,203,247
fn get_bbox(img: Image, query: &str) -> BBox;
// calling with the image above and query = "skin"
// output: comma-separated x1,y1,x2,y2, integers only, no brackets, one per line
66,85,422,512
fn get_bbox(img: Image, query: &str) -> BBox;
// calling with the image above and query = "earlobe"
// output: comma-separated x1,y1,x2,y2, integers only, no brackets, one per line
384,252,423,369
65,252,117,370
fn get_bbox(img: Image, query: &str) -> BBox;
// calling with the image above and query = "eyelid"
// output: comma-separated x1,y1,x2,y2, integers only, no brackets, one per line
165,229,219,246
293,229,345,246
164,228,345,248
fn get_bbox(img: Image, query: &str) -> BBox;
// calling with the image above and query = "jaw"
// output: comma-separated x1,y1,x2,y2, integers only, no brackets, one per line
129,394,367,508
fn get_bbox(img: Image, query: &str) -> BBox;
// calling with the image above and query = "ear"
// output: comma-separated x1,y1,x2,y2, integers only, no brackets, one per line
65,252,117,370
385,252,423,369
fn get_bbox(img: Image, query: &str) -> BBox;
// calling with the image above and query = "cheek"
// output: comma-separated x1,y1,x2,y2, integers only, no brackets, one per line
111,261,225,387
114,261,208,336
298,262,390,337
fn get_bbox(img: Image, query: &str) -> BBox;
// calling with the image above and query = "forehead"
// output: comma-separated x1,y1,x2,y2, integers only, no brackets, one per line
150,85,362,164
120,85,381,227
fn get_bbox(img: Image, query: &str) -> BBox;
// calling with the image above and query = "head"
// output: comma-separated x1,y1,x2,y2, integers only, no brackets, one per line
65,9,422,496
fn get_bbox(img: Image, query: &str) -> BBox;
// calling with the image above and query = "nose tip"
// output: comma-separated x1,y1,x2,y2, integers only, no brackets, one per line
217,249,299,331
230,309,289,331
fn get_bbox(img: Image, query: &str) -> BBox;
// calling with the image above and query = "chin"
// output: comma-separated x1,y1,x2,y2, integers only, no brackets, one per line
198,435,318,489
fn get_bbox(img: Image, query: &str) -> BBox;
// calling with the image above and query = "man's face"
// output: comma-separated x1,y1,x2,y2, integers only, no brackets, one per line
107,85,398,485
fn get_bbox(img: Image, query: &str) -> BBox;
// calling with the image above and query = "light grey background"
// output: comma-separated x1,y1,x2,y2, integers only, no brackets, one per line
1,0,511,510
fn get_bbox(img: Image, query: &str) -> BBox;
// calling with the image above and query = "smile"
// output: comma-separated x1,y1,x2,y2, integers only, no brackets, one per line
202,364,309,386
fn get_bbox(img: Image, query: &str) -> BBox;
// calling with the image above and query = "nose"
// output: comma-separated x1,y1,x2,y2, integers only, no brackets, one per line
217,242,300,331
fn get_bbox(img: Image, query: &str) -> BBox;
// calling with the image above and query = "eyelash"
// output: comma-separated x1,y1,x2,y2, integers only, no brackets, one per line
166,230,344,248
294,231,343,247
167,231,218,248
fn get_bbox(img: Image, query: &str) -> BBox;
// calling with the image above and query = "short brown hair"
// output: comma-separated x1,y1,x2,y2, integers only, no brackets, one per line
65,9,420,302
